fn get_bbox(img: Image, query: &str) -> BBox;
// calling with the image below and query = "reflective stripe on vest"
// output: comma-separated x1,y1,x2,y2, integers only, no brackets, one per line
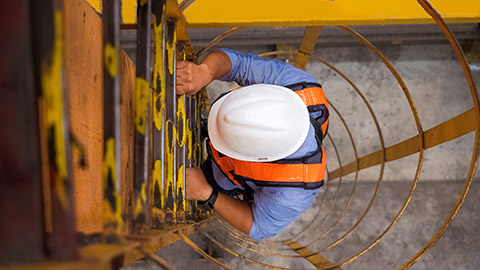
208,84,329,189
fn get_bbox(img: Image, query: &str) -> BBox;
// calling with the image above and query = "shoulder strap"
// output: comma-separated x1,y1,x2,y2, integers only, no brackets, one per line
310,116,324,145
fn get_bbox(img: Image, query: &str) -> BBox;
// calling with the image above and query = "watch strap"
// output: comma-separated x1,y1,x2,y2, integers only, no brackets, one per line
201,188,218,209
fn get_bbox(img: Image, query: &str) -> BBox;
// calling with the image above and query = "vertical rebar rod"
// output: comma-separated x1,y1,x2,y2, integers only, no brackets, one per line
164,18,178,223
102,0,123,241
180,45,198,221
132,0,152,233
176,42,187,223
185,94,193,171
151,0,167,228
30,0,78,260
184,81,195,220
193,92,204,219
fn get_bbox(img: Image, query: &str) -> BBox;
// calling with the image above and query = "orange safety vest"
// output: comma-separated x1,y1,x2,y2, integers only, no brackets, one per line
207,82,329,189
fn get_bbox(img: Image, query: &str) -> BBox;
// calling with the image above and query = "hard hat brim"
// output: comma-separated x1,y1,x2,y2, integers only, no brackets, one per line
208,91,237,158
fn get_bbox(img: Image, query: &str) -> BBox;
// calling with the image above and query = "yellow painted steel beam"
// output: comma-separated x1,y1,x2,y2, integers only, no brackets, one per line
87,0,101,13
166,0,196,59
122,0,136,24
87,0,480,26
284,240,342,269
183,0,480,27
294,26,323,70
86,0,137,24
328,108,478,180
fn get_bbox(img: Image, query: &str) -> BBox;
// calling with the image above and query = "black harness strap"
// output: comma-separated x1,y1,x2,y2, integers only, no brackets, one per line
310,116,324,145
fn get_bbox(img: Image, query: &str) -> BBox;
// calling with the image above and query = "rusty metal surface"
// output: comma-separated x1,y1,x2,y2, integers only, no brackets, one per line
151,0,167,229
163,18,177,224
0,0,45,266
102,0,123,241
131,0,152,234
176,43,188,222
30,0,78,260
1,0,211,268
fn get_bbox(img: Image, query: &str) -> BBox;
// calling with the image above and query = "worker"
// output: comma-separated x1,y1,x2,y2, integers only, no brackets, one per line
176,49,329,241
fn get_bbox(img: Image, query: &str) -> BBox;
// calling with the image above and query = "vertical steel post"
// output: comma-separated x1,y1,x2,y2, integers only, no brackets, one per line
132,0,153,233
0,0,45,265
177,42,196,221
30,0,78,260
176,43,187,223
184,80,195,221
191,93,200,167
151,0,167,228
185,94,193,171
102,0,123,241
164,18,177,223
190,92,201,220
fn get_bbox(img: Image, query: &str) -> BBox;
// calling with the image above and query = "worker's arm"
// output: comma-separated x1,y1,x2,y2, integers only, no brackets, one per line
219,49,317,87
185,167,253,234
176,50,232,96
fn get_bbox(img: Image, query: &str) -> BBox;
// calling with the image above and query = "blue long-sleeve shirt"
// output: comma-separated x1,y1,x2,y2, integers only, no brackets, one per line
207,49,324,241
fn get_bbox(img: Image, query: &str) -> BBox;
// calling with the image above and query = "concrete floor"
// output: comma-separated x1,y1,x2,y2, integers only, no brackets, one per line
123,38,480,269
123,181,480,269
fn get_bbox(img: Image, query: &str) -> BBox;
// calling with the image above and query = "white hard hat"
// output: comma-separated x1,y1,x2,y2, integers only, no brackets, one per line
208,84,310,162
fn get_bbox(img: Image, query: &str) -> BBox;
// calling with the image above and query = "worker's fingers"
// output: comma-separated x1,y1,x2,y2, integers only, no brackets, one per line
176,61,211,96
176,63,194,83
176,84,194,96
176,69,193,81
176,62,203,95
176,64,194,95
176,61,195,73
176,60,190,69
176,75,196,95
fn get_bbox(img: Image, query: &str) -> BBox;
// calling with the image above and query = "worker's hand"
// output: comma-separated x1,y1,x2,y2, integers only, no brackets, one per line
176,61,213,96
185,167,213,201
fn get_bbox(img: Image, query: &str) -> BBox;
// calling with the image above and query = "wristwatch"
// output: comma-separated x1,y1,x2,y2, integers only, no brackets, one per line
200,188,218,209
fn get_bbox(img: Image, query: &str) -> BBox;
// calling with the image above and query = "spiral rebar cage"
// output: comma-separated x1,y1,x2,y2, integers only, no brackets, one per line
166,1,480,269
